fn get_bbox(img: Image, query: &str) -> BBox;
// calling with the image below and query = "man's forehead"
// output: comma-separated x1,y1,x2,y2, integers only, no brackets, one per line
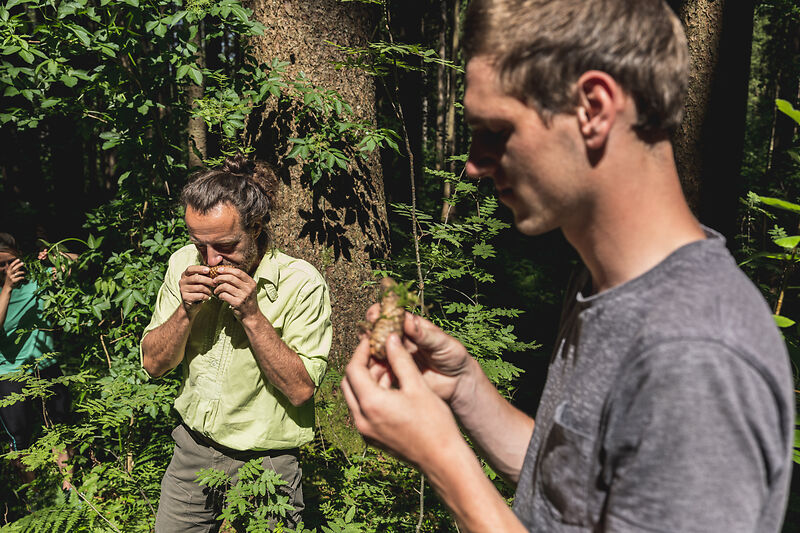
185,203,245,236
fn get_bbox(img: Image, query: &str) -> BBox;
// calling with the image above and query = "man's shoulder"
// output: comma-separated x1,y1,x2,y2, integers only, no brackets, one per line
268,250,327,287
167,244,201,267
620,238,789,390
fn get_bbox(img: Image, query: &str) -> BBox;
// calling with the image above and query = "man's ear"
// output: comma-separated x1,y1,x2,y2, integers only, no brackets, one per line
575,71,625,150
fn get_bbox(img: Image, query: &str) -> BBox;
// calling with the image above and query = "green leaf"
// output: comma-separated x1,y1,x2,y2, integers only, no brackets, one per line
61,74,78,87
344,505,356,523
2,45,21,55
40,98,59,108
18,49,33,63
286,144,304,159
137,103,149,115
69,25,92,46
755,195,800,215
188,66,202,86
776,99,800,127
229,3,248,21
176,64,190,80
472,241,495,259
122,293,135,317
774,236,800,250
774,315,796,328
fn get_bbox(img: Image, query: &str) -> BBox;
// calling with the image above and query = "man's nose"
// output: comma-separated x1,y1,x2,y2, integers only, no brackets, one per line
466,142,495,180
205,248,224,266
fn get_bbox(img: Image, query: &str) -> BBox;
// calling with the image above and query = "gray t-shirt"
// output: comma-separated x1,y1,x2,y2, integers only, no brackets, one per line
512,230,794,532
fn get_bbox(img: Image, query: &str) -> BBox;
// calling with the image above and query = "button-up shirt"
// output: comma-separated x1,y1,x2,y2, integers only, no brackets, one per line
1,281,56,375
140,245,332,451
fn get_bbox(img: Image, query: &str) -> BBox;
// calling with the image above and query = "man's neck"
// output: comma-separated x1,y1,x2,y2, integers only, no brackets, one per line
562,141,706,295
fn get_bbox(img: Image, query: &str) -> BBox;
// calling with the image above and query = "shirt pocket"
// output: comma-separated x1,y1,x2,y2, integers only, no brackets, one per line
536,401,595,526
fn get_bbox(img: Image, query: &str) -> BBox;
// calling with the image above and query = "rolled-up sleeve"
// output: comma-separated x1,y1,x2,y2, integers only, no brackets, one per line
138,249,187,373
281,278,331,387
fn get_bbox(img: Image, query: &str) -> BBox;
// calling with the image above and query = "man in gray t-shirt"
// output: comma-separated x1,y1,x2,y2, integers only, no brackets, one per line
341,1,794,531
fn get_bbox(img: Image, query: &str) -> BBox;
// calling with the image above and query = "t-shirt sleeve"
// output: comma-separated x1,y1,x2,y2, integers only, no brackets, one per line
600,340,790,533
138,252,184,374
281,276,332,387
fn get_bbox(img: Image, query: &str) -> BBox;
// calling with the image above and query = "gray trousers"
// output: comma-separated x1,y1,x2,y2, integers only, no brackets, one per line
154,424,303,533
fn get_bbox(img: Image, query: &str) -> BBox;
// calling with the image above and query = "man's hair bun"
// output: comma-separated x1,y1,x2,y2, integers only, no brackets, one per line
221,154,256,176
181,154,280,250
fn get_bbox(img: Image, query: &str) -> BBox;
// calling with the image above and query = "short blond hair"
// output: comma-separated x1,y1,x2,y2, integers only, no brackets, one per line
463,0,688,133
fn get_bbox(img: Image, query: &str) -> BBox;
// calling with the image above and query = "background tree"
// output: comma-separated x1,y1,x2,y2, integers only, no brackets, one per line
668,0,756,243
242,0,390,371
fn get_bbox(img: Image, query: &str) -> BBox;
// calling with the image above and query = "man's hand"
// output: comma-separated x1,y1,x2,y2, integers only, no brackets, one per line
3,259,25,290
179,265,215,319
366,305,473,406
212,266,259,321
342,333,465,469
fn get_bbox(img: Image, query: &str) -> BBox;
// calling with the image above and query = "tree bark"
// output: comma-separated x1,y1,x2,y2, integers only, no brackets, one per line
437,0,451,222
187,21,207,169
244,0,389,371
668,0,755,244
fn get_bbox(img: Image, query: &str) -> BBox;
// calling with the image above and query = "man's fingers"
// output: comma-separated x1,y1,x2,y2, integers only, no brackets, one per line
185,265,210,276
404,314,460,355
383,334,424,388
340,376,369,432
214,266,248,281
365,303,381,323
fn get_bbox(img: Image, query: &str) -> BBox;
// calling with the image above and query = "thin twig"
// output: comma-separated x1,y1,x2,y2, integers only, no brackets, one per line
383,4,425,311
415,474,425,533
107,449,157,519
109,332,134,344
383,6,429,531
100,335,112,369
74,489,122,533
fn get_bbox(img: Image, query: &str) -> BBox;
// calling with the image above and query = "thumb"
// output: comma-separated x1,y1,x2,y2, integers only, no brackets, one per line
384,334,424,389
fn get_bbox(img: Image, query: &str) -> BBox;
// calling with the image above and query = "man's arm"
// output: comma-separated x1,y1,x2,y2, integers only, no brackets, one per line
141,304,193,377
212,266,319,406
342,334,529,532
0,259,25,329
141,264,214,377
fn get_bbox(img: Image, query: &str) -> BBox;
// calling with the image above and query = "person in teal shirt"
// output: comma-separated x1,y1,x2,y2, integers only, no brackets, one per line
0,232,73,487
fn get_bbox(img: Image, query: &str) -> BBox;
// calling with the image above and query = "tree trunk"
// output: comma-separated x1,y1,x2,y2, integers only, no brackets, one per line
765,12,800,183
187,21,207,169
244,0,389,371
668,0,755,244
437,0,451,222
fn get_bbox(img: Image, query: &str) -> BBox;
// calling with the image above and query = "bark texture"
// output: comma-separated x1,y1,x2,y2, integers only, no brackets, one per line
187,22,207,169
244,0,389,370
668,0,755,243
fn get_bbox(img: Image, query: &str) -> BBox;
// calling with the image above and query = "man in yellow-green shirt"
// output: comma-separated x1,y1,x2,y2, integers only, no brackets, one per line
141,155,332,532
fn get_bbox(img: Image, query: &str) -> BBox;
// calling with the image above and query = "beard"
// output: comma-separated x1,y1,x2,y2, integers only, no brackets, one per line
236,234,261,275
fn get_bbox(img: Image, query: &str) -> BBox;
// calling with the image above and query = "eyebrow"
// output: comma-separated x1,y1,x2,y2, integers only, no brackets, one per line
189,236,239,247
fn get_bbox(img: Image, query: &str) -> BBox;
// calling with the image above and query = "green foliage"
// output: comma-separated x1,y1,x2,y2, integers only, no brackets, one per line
0,0,530,530
739,99,800,469
384,163,540,398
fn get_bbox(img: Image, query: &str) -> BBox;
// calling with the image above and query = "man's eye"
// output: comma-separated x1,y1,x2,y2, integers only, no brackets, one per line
474,128,509,145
